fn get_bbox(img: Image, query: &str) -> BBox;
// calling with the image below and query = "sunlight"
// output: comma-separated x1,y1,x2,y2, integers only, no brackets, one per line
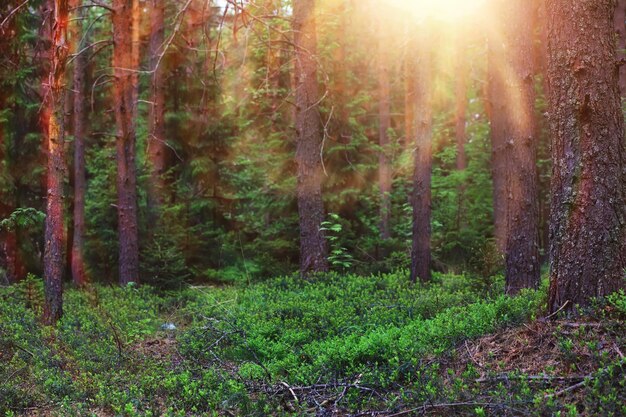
394,0,487,22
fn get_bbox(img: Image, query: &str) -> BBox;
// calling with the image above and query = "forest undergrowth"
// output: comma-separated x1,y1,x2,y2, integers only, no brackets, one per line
1,273,625,416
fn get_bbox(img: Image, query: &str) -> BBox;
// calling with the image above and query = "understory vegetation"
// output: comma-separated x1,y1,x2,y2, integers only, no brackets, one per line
1,273,624,416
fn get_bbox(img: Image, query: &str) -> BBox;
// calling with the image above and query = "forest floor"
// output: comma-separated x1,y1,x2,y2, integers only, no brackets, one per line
1,273,625,416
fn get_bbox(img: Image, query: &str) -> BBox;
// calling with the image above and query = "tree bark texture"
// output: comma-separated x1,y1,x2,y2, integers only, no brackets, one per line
546,0,626,312
113,0,140,285
293,0,329,274
43,0,70,324
147,0,167,212
488,0,540,294
615,0,626,95
410,33,433,283
70,0,88,287
487,22,508,254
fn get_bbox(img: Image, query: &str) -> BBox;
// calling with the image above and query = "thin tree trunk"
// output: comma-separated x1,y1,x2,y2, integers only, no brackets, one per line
546,0,626,312
43,0,70,324
455,31,468,172
113,0,140,285
404,33,416,151
132,0,140,117
454,30,468,234
491,0,540,294
410,32,433,283
487,25,508,254
378,20,392,241
147,0,167,212
0,38,25,284
70,0,88,286
293,0,328,274
615,0,626,96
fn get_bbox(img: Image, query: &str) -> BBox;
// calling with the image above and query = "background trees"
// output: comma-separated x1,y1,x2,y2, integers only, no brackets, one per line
487,0,540,294
0,0,624,318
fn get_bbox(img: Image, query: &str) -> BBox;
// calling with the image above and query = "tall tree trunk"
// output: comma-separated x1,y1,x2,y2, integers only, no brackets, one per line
546,0,626,312
113,0,140,285
293,0,328,274
410,33,433,283
147,0,167,211
487,26,508,254
491,0,540,294
70,0,88,286
615,0,626,96
43,0,70,324
378,20,392,241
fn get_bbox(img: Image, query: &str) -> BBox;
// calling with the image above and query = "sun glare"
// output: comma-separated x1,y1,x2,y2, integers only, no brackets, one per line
394,0,487,22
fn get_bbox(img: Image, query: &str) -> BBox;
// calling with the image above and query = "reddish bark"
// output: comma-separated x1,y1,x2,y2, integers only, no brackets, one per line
70,0,88,287
113,0,140,285
491,0,540,294
410,33,433,283
487,33,508,253
43,0,70,324
147,0,167,211
546,0,626,312
293,0,329,274
615,0,626,95
0,22,26,284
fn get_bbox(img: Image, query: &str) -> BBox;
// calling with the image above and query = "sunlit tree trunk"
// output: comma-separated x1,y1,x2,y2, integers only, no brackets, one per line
43,0,70,323
615,0,626,96
488,0,540,294
113,0,140,285
147,0,167,212
378,20,392,241
293,0,328,274
487,36,507,253
70,0,88,287
410,33,433,283
546,0,626,312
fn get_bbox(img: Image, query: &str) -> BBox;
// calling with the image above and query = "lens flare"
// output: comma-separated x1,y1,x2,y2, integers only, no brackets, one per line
394,0,487,22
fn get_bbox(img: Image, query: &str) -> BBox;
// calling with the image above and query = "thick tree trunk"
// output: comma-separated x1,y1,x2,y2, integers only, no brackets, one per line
113,0,140,285
615,0,626,96
546,0,626,312
147,0,167,211
70,0,88,287
43,0,70,324
293,0,328,274
488,0,540,294
410,34,433,283
378,22,392,241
